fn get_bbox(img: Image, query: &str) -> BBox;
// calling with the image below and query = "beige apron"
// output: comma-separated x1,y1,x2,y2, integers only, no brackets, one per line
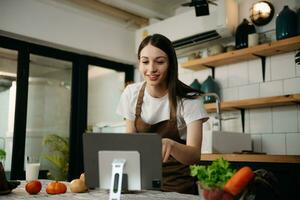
134,82,198,194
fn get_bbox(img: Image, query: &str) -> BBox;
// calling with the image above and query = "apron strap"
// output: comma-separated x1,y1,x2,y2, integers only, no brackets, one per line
135,82,146,117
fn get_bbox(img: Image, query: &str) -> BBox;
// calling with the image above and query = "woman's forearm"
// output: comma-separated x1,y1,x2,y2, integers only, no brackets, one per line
170,141,201,165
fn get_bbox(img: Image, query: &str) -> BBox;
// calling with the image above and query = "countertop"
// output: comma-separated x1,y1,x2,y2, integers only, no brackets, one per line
4,180,202,200
201,154,300,164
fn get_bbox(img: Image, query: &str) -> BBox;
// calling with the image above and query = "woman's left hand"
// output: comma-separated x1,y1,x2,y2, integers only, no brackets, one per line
162,138,175,163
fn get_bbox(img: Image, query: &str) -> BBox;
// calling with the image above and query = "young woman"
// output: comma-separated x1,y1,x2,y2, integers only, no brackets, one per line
117,33,208,194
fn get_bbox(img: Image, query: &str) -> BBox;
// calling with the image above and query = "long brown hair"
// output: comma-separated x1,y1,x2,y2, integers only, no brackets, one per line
137,34,202,115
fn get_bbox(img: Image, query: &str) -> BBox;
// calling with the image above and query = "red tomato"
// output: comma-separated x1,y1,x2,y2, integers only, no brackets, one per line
25,180,42,195
46,181,67,195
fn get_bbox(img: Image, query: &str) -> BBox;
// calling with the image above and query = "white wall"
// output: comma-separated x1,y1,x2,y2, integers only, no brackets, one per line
178,0,300,155
0,0,136,64
87,67,125,127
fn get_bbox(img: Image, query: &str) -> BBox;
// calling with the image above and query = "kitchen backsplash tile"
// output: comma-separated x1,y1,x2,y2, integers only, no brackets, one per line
296,65,300,77
238,84,259,100
262,134,286,155
270,52,296,80
222,87,239,101
244,110,250,133
249,108,273,134
264,57,271,82
178,50,300,155
286,133,300,155
248,59,262,83
228,62,249,87
251,134,262,153
178,66,192,75
283,77,300,94
193,68,212,83
215,65,228,89
298,105,300,132
272,105,298,133
178,73,193,85
259,80,283,97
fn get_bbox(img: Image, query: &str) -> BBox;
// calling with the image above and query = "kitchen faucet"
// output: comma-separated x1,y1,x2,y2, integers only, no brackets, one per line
201,93,221,131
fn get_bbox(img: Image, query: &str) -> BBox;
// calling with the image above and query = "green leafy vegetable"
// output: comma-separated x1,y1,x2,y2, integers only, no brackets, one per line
190,158,235,188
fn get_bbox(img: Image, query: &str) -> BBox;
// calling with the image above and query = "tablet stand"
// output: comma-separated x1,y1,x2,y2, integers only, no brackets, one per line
109,159,128,200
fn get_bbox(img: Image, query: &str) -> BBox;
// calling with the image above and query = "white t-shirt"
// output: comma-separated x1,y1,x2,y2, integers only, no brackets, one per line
116,82,209,139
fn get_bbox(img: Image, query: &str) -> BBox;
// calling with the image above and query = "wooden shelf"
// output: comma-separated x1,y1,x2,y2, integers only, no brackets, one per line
204,94,300,113
182,35,300,70
201,154,300,164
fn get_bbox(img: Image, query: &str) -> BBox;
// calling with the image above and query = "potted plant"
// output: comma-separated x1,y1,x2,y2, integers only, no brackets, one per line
42,134,69,181
0,149,6,165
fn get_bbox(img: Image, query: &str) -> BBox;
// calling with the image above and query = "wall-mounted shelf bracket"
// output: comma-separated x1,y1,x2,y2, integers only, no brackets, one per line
240,108,245,133
203,65,215,79
253,54,266,82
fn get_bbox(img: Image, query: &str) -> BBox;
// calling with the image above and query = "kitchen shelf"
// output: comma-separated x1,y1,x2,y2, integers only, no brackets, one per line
182,35,300,70
201,154,300,164
204,94,300,113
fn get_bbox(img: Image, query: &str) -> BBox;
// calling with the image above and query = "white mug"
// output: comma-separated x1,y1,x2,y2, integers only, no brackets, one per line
248,33,259,47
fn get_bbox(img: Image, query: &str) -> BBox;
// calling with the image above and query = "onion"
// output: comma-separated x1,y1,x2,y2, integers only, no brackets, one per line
69,179,88,193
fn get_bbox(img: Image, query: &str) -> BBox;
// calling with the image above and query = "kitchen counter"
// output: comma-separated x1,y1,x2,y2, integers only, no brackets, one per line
5,180,202,200
201,154,300,164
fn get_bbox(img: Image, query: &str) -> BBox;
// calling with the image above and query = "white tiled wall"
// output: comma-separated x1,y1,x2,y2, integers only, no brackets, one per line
249,108,273,134
270,53,296,80
178,51,300,155
283,77,300,94
228,62,248,87
272,105,298,133
261,134,286,155
296,65,300,76
286,133,300,154
259,80,283,97
238,84,259,100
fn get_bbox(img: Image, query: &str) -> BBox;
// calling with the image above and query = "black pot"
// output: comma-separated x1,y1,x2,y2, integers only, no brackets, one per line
276,5,297,40
235,18,256,49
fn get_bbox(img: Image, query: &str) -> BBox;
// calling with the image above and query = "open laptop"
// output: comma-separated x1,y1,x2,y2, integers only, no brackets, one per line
82,132,162,191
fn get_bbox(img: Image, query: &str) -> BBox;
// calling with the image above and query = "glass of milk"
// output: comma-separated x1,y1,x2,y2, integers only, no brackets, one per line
25,156,40,181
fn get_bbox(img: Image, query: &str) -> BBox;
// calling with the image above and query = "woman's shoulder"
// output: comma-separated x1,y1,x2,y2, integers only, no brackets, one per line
180,96,201,105
178,96,205,113
125,81,144,90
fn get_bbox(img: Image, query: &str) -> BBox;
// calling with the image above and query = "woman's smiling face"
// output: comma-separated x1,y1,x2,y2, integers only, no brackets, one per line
139,44,169,88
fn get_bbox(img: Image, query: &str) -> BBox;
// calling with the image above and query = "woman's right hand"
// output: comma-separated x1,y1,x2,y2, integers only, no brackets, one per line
162,138,175,163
